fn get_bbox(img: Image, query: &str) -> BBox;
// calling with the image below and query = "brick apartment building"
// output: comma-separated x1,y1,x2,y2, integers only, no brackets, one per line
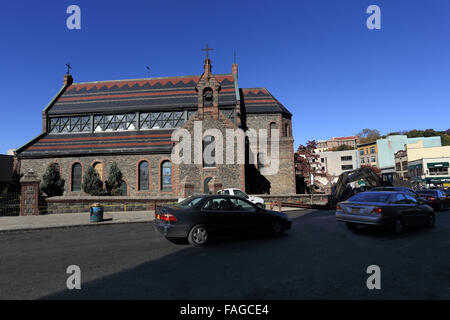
15,56,295,197
316,136,359,152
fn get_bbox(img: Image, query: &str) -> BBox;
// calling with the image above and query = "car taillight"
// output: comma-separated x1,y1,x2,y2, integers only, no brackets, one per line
426,197,436,201
160,213,177,222
336,204,342,210
372,207,383,214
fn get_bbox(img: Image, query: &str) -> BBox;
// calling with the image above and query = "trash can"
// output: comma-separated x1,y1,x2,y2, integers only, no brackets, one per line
90,203,104,222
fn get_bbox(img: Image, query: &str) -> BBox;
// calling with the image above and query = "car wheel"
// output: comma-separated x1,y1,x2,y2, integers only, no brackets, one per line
426,213,435,228
270,220,284,237
188,224,209,247
394,217,404,235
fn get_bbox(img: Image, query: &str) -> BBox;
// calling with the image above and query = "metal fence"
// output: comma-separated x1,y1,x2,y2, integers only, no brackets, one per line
0,192,20,216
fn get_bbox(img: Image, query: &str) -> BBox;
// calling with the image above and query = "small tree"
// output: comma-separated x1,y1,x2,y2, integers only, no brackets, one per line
40,165,65,197
295,140,320,193
331,144,354,151
357,128,381,144
82,165,104,196
105,162,123,196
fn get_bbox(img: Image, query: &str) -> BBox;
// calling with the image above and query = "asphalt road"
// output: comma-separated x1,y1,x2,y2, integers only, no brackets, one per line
0,208,449,299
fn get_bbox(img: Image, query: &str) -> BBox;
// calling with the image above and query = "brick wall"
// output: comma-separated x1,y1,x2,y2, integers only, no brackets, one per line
45,196,178,214
245,114,296,194
20,154,174,197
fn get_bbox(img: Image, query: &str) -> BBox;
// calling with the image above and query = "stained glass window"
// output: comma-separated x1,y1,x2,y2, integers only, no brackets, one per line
161,161,172,191
138,161,149,191
71,163,82,192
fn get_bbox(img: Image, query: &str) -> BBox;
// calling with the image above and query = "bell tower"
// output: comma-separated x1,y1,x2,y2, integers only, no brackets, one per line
196,44,221,120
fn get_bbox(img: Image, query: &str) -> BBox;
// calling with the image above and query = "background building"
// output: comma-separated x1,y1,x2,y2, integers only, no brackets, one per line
408,157,450,188
318,149,360,176
376,135,441,183
316,136,359,152
394,150,408,180
357,141,378,168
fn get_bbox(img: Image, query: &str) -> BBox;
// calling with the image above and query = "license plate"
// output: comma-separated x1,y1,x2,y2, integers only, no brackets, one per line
351,207,360,214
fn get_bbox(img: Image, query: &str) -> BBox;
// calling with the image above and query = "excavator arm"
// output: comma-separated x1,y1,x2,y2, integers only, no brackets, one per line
328,167,387,208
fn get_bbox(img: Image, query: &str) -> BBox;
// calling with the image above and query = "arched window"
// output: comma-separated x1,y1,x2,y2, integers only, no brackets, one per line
203,135,216,168
269,122,277,137
203,87,213,107
161,161,172,191
93,162,104,181
257,153,265,170
138,161,149,191
204,177,212,194
71,163,82,192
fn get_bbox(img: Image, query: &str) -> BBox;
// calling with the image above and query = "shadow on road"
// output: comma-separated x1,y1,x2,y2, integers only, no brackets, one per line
41,210,450,300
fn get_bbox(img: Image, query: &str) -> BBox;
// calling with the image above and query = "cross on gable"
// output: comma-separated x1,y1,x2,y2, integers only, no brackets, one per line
201,44,214,60
66,63,72,75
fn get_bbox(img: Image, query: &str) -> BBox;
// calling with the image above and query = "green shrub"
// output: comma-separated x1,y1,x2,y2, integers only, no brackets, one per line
40,165,65,197
82,165,104,196
105,162,123,196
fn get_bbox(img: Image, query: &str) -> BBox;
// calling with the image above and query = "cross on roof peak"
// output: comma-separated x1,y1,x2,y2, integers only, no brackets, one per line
65,63,72,75
202,44,214,60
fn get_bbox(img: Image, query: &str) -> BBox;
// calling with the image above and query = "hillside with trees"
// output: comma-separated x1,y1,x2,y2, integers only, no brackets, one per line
356,128,450,146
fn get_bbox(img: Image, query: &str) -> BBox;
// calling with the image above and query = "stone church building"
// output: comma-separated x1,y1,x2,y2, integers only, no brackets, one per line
16,56,295,197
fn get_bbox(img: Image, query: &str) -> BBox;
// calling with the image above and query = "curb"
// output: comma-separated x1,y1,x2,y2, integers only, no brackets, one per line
0,219,155,234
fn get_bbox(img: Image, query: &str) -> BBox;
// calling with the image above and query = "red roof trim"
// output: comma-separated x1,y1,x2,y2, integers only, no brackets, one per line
29,141,173,150
59,87,235,102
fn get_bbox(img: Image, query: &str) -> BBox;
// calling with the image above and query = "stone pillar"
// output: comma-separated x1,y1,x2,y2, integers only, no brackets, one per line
20,169,41,216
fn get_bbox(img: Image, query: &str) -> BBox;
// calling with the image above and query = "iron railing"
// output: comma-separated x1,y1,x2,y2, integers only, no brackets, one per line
0,192,20,216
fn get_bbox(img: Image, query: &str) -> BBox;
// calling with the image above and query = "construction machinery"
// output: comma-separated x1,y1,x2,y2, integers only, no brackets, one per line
328,167,389,208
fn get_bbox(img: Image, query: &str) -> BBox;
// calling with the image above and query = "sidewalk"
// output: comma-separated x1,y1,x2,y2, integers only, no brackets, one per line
0,206,303,233
0,211,155,232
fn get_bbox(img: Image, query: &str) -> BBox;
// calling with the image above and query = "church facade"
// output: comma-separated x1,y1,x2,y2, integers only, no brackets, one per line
16,57,296,197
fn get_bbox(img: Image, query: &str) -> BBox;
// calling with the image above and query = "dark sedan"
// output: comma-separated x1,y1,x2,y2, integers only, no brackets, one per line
153,195,292,247
335,191,435,234
417,189,450,211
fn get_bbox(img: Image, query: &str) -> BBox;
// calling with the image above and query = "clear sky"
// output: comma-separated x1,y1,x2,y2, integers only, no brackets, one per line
1,0,449,154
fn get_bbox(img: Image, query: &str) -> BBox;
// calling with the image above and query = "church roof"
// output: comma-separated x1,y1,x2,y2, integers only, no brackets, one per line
48,74,237,115
242,88,292,116
17,130,174,158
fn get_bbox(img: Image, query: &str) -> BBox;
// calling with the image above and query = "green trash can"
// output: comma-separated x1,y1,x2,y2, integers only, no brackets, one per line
90,203,104,222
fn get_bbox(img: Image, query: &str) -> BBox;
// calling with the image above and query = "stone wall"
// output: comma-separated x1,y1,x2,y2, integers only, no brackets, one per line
246,114,296,194
256,194,330,205
20,154,175,197
45,196,178,214
177,108,245,196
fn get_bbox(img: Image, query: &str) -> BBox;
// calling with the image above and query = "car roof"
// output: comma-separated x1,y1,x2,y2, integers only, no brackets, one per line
356,191,398,195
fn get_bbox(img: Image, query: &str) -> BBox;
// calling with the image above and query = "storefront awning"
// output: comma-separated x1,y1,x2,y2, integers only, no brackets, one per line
426,177,450,183
427,162,449,168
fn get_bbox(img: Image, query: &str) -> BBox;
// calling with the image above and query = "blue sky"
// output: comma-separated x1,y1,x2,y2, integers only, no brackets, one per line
1,0,449,154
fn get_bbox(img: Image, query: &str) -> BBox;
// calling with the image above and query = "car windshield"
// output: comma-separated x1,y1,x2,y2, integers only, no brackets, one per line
175,196,203,208
347,192,391,203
